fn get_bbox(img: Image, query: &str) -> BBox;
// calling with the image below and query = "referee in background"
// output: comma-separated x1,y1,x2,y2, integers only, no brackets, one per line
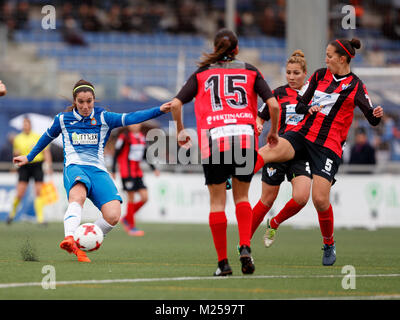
7,116,53,225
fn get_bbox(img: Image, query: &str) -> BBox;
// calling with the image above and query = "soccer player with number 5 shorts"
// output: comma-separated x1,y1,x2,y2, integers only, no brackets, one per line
253,38,384,266
13,79,171,262
167,28,280,276
251,49,312,247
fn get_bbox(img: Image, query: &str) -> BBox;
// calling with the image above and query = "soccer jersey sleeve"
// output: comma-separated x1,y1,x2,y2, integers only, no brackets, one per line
245,63,274,102
175,72,198,104
296,68,326,114
257,102,270,121
354,81,381,126
26,114,62,162
104,106,164,129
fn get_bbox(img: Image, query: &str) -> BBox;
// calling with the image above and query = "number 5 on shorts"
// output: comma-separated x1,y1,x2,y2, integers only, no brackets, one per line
324,158,333,172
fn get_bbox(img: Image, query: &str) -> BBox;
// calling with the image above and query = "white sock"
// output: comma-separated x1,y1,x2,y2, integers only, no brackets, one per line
64,202,82,237
94,216,114,236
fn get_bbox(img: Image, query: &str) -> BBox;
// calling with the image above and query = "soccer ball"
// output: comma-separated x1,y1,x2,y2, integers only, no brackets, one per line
74,223,104,252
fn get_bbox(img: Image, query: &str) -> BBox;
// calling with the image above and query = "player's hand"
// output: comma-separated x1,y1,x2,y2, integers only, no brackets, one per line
160,101,172,113
13,155,28,168
0,80,6,97
255,121,264,136
266,131,279,148
154,169,161,177
308,105,322,115
373,106,384,118
177,129,192,149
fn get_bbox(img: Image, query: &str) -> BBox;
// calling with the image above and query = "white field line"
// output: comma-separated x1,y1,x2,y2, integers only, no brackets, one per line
0,273,399,289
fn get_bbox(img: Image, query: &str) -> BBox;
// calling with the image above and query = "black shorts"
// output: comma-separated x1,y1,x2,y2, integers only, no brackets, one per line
121,177,147,191
18,161,44,183
202,148,257,185
261,157,311,186
282,131,341,183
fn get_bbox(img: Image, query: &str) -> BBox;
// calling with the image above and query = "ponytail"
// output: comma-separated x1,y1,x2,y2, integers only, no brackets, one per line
330,38,362,63
198,28,238,67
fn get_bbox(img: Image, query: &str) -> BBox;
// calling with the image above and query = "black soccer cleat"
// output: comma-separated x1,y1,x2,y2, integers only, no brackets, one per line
213,259,233,276
239,245,255,274
322,242,336,266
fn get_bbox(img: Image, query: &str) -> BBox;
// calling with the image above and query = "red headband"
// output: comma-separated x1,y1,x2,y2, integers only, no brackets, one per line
336,39,354,58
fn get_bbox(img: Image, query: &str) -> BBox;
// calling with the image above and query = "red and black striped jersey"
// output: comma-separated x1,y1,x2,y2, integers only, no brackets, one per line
176,59,274,158
112,131,154,178
294,68,380,158
258,83,309,135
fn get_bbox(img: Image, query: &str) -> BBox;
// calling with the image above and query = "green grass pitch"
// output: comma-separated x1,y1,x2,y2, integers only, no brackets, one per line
0,221,399,300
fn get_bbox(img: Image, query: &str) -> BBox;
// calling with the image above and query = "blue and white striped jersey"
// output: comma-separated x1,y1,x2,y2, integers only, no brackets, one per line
27,106,164,172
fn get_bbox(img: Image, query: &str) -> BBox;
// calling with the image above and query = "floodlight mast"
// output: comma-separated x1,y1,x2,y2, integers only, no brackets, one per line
225,0,236,34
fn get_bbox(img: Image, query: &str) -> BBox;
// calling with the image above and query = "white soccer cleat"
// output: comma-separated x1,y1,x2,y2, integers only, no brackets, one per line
263,218,277,248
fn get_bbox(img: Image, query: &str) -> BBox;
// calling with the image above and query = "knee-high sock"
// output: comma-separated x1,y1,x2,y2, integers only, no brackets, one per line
9,197,20,219
94,216,114,236
251,200,271,238
270,198,304,229
124,201,145,228
34,197,45,224
254,153,265,174
124,202,135,227
317,204,334,245
209,211,227,262
235,201,252,247
64,202,82,237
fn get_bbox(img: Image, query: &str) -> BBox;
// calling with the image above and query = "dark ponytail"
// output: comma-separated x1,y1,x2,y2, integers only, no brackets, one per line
198,28,238,67
330,38,362,63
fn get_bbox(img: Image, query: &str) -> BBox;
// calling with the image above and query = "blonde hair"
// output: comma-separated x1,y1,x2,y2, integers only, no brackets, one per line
287,49,307,73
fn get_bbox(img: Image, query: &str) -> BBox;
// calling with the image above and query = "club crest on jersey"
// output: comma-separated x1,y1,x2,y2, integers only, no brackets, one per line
267,167,276,177
342,83,351,91
90,118,97,125
71,132,98,145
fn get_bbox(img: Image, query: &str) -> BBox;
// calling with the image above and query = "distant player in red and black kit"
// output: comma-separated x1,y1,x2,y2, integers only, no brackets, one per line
251,50,312,247
167,28,280,276
254,38,384,266
112,123,160,236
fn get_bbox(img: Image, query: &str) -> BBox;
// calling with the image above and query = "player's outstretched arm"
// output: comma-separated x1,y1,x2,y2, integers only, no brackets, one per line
13,155,28,168
169,98,191,148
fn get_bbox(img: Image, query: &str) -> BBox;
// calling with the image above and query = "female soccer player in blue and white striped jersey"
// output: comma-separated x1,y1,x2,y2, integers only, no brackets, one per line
13,79,171,262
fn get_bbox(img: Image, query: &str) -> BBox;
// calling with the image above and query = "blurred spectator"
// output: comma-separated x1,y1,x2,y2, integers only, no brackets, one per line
120,5,134,32
62,16,87,46
240,11,260,36
349,127,376,165
14,1,29,30
107,3,122,31
259,0,286,38
0,1,17,39
175,0,197,33
382,8,400,40
80,5,103,32
381,115,400,161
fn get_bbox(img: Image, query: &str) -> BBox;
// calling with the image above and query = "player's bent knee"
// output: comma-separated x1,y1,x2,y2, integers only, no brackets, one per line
105,212,120,226
312,195,330,212
260,194,276,208
293,194,309,207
